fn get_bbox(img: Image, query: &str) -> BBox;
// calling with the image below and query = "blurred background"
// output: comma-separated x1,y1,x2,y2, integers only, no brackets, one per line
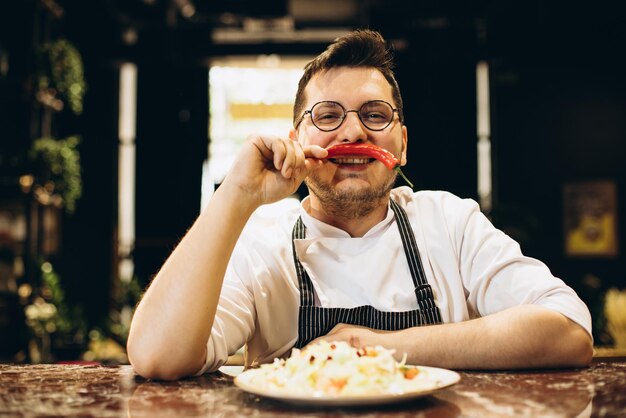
0,0,625,364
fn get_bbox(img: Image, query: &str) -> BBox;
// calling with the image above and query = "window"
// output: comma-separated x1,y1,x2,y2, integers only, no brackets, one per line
201,55,311,209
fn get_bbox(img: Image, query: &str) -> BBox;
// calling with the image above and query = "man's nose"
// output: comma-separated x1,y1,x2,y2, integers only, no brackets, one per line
339,110,367,142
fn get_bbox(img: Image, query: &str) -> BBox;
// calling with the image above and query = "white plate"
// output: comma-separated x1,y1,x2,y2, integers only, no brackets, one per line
234,365,461,407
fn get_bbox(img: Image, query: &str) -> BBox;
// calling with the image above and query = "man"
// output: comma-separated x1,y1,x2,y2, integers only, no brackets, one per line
127,30,593,380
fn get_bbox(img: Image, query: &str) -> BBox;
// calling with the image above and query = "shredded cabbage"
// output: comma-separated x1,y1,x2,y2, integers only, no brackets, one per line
243,341,436,396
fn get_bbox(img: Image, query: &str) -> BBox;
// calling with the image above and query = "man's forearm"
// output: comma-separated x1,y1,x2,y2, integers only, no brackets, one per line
126,183,258,380
316,305,593,370
391,305,593,369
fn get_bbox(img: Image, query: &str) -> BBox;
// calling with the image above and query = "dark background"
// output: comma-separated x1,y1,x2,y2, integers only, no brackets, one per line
1,0,624,344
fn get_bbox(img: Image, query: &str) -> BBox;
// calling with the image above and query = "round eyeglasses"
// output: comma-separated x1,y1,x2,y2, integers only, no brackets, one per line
295,100,401,132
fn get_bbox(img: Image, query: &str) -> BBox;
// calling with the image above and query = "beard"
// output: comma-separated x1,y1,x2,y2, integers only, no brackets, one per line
305,171,397,219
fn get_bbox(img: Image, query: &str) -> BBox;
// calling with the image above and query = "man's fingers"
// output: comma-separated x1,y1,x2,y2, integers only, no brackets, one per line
271,139,287,172
282,140,298,178
292,142,307,178
304,145,328,159
349,336,362,349
253,136,327,180
252,134,276,160
296,145,327,178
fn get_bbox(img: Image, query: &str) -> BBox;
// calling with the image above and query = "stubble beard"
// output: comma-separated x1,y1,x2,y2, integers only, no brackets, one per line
305,171,397,219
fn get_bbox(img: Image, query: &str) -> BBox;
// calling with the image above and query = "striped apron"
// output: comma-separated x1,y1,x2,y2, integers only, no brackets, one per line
292,199,442,348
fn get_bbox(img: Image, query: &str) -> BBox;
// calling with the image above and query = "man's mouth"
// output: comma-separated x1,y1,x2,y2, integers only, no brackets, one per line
329,157,374,165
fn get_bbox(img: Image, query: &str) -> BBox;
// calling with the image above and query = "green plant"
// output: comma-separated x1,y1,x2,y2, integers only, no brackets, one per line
108,275,143,344
39,38,87,115
39,261,86,338
81,276,143,364
30,136,82,213
25,260,88,361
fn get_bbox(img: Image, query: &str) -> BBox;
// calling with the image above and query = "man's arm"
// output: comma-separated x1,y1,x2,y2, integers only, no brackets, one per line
313,305,593,369
126,136,326,380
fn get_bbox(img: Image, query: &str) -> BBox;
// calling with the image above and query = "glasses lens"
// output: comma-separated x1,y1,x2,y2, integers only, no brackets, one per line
311,102,344,131
359,101,394,130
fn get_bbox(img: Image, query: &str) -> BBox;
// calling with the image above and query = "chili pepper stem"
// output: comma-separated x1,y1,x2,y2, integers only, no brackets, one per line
395,166,414,189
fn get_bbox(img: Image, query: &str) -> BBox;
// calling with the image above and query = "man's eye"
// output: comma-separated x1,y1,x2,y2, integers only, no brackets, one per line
364,112,386,120
316,112,341,121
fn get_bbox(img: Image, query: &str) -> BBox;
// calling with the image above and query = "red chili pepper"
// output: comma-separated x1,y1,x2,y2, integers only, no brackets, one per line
325,144,414,188
326,144,397,169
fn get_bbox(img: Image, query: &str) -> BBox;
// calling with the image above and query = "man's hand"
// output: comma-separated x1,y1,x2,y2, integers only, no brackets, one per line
308,323,399,356
223,135,327,207
305,306,593,370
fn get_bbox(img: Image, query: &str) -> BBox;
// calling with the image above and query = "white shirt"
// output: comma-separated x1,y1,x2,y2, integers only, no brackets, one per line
197,187,592,374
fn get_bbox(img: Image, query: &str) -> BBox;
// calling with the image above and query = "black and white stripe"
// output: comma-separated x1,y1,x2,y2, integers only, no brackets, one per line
390,199,443,325
292,199,442,348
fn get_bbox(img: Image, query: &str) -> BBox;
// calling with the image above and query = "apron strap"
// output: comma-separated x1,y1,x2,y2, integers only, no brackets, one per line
292,217,313,306
389,199,442,324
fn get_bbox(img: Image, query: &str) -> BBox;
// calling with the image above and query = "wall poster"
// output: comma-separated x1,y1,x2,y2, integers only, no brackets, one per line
563,180,619,257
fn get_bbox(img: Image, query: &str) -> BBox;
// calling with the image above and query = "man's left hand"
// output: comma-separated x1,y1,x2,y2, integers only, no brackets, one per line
308,323,389,352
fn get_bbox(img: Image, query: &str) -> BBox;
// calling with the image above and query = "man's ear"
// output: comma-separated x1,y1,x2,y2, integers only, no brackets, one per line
400,125,408,166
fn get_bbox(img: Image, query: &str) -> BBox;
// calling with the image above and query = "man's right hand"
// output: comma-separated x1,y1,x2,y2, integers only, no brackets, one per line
221,135,327,207
128,134,327,380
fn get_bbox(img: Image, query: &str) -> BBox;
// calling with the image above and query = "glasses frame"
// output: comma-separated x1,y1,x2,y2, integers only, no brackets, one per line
295,100,401,132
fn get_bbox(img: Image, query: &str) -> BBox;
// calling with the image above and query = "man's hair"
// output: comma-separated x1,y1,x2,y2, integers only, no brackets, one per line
293,29,404,127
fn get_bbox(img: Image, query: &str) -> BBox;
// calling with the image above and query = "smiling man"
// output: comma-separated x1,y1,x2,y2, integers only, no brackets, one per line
127,30,593,380
296,66,405,235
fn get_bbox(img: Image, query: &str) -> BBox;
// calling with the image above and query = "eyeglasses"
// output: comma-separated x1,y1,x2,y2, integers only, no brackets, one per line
295,100,401,132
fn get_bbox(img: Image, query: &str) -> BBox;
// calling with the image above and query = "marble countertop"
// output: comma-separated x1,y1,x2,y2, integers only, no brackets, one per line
1,361,625,417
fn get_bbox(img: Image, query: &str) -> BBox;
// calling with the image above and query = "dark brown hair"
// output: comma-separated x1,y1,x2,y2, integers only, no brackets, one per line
293,29,404,127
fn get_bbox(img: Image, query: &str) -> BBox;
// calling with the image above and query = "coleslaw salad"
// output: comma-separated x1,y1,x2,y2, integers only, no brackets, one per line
236,341,449,397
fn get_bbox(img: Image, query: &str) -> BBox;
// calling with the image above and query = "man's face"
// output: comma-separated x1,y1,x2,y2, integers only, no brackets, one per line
291,67,408,203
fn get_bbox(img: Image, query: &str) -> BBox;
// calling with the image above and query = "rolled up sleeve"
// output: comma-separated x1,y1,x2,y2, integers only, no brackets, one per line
194,255,257,375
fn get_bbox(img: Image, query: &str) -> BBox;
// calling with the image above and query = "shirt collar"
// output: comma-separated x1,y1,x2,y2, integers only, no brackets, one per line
298,196,395,239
